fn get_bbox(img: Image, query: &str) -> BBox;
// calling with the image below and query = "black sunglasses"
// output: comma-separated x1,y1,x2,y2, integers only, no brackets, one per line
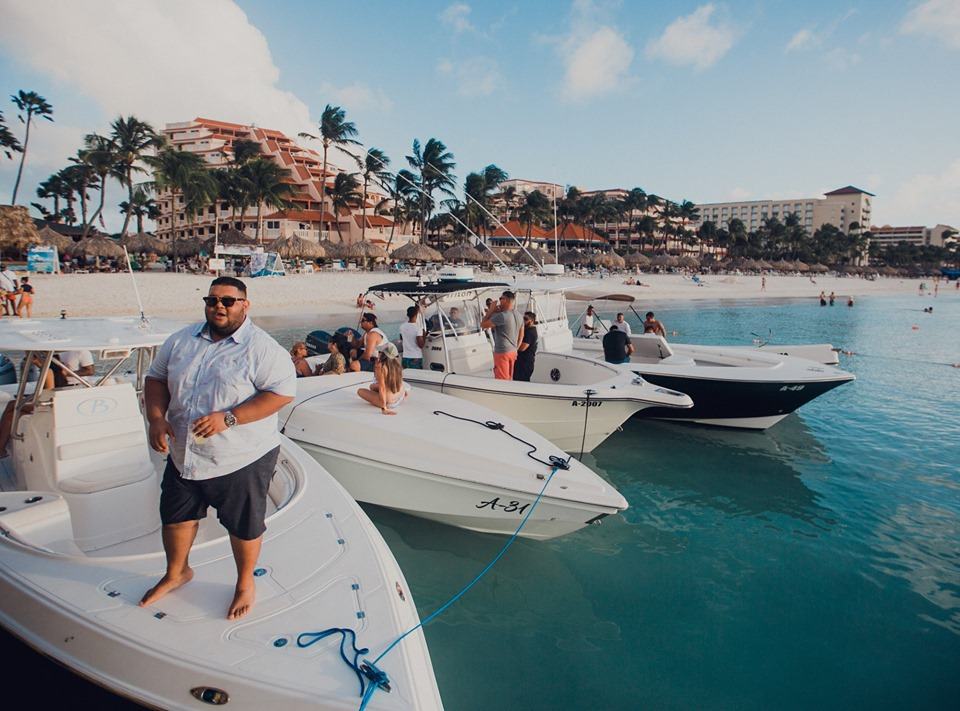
202,296,246,308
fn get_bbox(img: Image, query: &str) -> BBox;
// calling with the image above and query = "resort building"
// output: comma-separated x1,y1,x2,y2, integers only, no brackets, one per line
869,224,957,248
155,118,403,247
694,186,875,235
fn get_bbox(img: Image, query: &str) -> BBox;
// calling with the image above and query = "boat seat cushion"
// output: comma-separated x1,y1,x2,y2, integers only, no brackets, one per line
57,461,154,495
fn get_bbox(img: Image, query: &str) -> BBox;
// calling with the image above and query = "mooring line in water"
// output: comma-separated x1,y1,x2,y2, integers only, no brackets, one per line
296,464,563,710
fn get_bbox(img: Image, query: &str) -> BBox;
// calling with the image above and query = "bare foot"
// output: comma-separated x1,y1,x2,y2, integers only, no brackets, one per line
227,584,256,620
139,567,194,608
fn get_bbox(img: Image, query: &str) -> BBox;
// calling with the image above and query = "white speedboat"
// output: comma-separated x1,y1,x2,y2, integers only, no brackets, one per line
280,372,628,540
0,317,442,710
360,281,691,452
559,293,855,429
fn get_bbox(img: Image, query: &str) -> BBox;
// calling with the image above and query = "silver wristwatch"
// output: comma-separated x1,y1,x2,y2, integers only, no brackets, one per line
224,411,238,428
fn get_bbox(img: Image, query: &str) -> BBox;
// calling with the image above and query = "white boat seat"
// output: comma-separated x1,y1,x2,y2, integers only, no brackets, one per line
57,461,154,495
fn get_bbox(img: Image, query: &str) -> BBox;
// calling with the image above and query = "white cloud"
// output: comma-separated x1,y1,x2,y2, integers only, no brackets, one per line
882,158,960,225
320,83,394,113
436,57,502,97
786,29,815,52
901,0,960,49
440,3,474,34
646,4,737,70
563,27,634,100
0,0,319,139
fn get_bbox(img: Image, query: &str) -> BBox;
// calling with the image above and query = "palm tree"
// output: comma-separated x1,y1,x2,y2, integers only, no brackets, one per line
109,116,159,236
327,172,361,242
242,158,295,242
0,110,22,160
298,105,360,236
76,134,119,239
145,144,209,263
406,138,456,244
9,90,54,204
118,186,160,234
355,148,391,243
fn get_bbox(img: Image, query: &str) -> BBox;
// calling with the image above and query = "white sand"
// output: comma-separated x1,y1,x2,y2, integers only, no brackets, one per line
14,270,931,323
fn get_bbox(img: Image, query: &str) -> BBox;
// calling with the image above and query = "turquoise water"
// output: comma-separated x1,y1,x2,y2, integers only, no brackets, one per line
4,292,959,708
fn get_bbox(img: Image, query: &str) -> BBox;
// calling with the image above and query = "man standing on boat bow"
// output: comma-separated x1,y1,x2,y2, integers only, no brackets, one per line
140,276,296,620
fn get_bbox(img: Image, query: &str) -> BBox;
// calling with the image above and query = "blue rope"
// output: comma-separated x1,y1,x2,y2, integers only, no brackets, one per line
296,463,564,710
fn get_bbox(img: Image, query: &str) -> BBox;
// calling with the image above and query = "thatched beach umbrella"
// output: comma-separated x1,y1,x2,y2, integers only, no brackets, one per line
37,225,76,252
392,241,442,263
0,205,43,251
624,252,650,268
270,235,326,260
443,243,483,263
512,248,556,265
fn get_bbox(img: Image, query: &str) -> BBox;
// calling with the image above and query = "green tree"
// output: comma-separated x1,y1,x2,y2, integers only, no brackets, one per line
0,110,22,160
110,116,159,236
327,172,361,242
406,138,456,244
9,90,54,204
298,105,360,237
242,157,295,242
76,133,119,238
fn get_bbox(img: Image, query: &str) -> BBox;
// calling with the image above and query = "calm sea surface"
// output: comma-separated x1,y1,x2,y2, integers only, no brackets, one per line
4,290,959,709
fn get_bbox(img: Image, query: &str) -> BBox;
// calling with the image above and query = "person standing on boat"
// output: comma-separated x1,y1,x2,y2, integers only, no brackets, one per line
399,305,425,369
140,276,296,620
358,312,387,372
642,311,667,337
513,311,538,382
614,312,632,337
482,290,524,380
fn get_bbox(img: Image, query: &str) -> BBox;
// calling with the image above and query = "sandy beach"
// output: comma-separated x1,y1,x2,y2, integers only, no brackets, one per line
12,270,933,324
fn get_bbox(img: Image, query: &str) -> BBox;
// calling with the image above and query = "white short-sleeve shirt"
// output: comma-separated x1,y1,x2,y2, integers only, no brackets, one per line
147,318,297,480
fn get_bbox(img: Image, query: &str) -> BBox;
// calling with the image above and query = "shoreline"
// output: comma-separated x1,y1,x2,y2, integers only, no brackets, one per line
7,271,943,323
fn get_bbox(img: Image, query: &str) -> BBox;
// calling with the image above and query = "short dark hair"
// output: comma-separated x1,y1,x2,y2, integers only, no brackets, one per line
361,312,377,324
645,311,655,318
501,290,516,301
211,276,247,295
406,305,419,319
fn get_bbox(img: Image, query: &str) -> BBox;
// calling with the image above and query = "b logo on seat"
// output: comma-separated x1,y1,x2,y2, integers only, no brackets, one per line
76,397,118,416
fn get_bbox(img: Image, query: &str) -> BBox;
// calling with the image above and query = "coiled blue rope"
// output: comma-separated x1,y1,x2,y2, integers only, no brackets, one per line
298,463,564,710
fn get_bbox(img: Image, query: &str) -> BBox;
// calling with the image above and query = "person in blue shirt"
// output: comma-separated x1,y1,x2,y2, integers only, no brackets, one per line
140,276,296,620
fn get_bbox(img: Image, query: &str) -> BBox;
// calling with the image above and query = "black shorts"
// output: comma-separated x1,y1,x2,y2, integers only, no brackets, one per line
160,447,280,540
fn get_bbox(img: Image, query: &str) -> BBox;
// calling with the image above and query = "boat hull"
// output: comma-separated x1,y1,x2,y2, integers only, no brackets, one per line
298,442,617,540
633,372,850,429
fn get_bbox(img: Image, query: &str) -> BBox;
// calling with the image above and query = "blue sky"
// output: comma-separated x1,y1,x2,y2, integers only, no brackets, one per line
1,0,958,230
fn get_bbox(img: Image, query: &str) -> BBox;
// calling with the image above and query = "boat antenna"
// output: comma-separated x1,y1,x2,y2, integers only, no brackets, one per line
123,246,149,326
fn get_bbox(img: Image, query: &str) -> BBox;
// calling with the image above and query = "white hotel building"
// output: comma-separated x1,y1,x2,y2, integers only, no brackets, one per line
694,186,874,235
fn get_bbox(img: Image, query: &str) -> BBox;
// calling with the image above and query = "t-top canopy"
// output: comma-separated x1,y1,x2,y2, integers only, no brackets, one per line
366,281,509,298
0,317,185,351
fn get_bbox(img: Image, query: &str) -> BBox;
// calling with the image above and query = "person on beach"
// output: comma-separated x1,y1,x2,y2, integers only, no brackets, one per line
357,342,407,414
614,312,632,337
819,291,827,306
290,341,313,378
642,311,666,337
16,277,34,319
140,276,296,620
482,290,524,380
357,312,387,372
603,325,634,365
514,312,538,382
317,335,348,375
0,265,18,316
578,305,597,338
399,305,425,369
829,291,836,306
